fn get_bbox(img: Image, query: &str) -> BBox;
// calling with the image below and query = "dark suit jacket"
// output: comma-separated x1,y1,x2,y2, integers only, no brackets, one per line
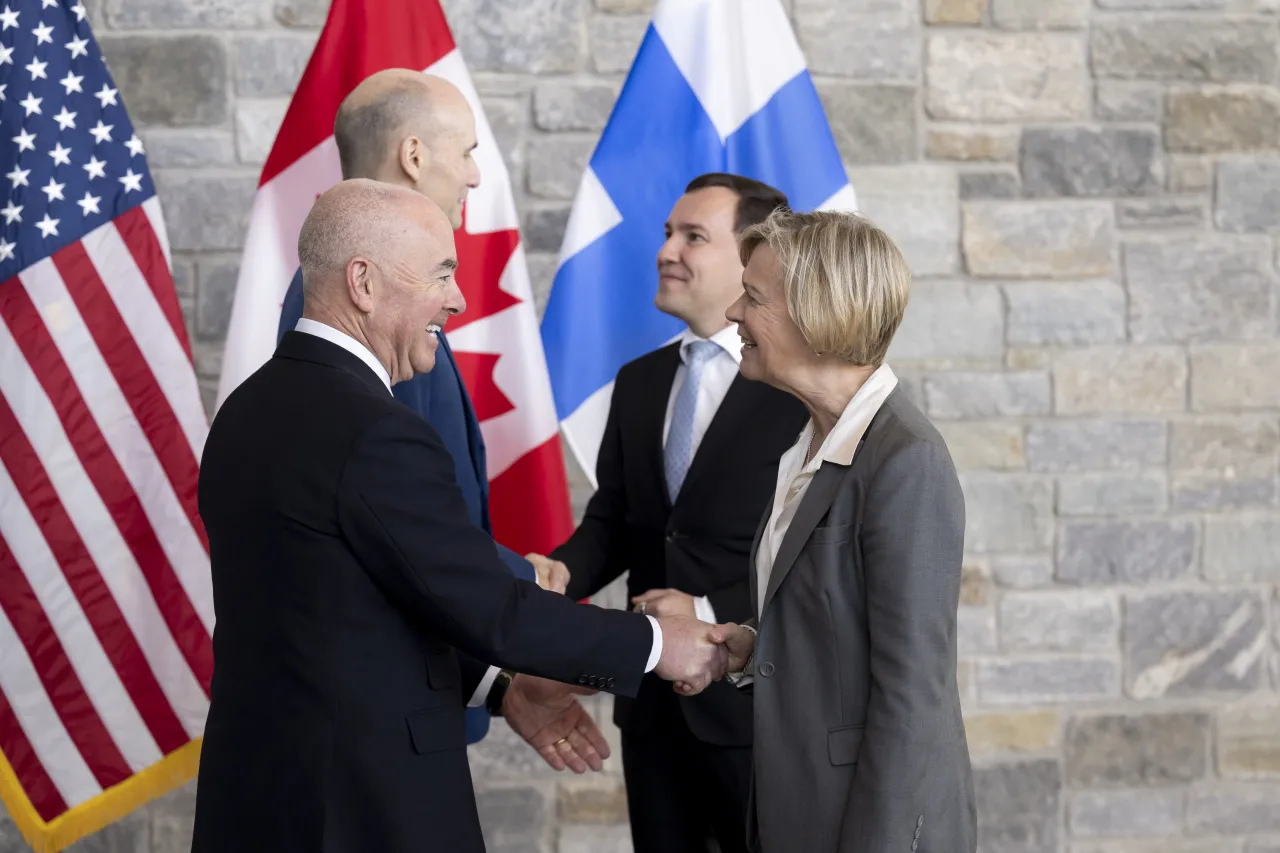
193,331,653,853
745,388,976,853
279,268,532,743
552,342,807,747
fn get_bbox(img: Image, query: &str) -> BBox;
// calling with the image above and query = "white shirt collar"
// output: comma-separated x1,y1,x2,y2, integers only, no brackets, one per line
678,323,743,365
790,363,898,471
294,318,392,391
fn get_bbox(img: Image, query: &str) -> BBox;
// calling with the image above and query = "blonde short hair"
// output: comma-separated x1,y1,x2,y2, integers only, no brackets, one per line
738,209,911,366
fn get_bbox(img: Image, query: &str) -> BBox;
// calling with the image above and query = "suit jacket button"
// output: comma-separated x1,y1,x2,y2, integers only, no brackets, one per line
759,661,775,677
578,675,588,685
917,816,924,828
606,678,615,688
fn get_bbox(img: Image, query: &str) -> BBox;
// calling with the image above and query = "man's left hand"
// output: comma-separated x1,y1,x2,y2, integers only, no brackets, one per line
631,588,696,619
503,675,609,773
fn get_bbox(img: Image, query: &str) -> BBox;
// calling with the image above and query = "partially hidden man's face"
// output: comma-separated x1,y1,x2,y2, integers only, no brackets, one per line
654,186,746,328
416,100,481,231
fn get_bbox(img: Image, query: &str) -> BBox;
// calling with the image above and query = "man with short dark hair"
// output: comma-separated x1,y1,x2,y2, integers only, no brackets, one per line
528,173,808,853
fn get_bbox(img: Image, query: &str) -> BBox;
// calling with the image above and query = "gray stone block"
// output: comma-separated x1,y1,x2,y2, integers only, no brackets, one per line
1173,470,1276,510
1054,346,1187,414
974,760,1061,853
476,785,549,850
273,0,326,26
1168,156,1216,192
1026,419,1166,472
960,473,1054,552
448,0,587,74
523,206,572,254
1217,160,1280,232
1091,19,1279,82
1187,785,1280,834
171,257,195,300
235,100,290,165
1005,280,1127,345
100,36,227,127
1247,841,1280,853
193,340,223,381
1068,789,1184,838
533,82,617,132
66,805,149,852
1125,590,1268,699
924,372,1050,418
1171,416,1279,468
959,169,1021,199
526,137,595,199
1100,0,1224,5
963,201,1114,278
150,779,197,853
152,172,257,252
105,0,262,27
1095,82,1164,121
990,554,1054,588
1057,519,1198,585
1203,516,1280,581
936,422,1026,471
890,282,1005,364
1127,236,1274,344
1000,591,1117,652
233,35,318,98
978,658,1118,704
589,14,648,74
991,0,1089,28
815,83,917,165
558,824,632,853
1021,127,1161,197
482,96,529,178
959,604,998,655
1166,86,1280,153
1073,843,1242,853
196,256,241,340
796,1,919,81
926,33,1089,120
1191,345,1280,410
1057,472,1169,515
525,252,559,319
1117,199,1206,229
1065,712,1209,785
845,166,961,276
596,0,652,11
139,130,236,168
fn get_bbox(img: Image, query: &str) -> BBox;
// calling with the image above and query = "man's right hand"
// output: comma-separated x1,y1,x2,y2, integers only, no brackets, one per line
525,552,570,595
653,615,729,695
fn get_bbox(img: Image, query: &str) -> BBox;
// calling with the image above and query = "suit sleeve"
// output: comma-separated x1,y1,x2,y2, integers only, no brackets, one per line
276,268,305,345
705,578,752,625
840,440,967,850
551,384,630,601
337,410,653,697
496,544,536,582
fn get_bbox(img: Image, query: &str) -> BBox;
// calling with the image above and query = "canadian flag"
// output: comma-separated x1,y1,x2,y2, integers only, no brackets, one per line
215,0,573,556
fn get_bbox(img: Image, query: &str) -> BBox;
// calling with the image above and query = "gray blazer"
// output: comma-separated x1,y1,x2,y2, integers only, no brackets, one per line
745,388,976,853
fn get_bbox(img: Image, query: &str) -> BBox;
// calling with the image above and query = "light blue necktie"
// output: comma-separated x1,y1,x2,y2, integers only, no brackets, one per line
664,340,720,502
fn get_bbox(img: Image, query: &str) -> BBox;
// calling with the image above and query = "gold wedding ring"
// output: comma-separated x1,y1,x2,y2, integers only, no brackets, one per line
554,736,569,746
638,602,647,614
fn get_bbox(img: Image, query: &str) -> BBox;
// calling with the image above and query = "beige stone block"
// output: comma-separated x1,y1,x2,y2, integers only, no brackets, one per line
925,0,987,25
1219,700,1280,778
558,776,629,823
963,202,1114,278
1191,344,1280,410
939,422,1026,472
927,125,1020,161
965,710,1061,753
1054,346,1188,414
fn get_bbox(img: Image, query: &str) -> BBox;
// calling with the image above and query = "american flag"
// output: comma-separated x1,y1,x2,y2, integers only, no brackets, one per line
0,0,211,849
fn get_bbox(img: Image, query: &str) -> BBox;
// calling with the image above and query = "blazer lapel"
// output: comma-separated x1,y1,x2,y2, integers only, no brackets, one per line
747,499,769,618
760,462,845,615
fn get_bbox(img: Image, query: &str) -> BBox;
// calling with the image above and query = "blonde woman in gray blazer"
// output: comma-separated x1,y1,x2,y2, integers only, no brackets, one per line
717,210,976,853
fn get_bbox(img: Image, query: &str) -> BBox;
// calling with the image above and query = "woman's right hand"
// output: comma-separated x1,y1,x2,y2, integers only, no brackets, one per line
720,623,756,673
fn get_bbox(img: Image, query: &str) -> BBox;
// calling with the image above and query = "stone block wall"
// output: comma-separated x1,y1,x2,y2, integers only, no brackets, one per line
3,0,1278,851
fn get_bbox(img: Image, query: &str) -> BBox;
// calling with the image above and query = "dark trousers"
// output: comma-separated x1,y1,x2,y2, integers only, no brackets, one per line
620,694,752,853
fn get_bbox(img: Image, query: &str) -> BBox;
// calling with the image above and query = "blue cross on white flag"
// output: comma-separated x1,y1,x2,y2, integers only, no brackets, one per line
540,0,857,483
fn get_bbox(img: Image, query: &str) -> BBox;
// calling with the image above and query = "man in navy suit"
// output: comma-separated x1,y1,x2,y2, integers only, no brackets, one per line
276,68,570,745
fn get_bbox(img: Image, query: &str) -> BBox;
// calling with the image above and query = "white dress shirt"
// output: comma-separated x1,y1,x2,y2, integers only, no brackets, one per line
755,364,899,621
661,325,743,624
294,319,665,706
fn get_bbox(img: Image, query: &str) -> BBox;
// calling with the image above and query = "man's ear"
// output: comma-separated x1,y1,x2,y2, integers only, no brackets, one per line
398,135,430,184
346,257,376,314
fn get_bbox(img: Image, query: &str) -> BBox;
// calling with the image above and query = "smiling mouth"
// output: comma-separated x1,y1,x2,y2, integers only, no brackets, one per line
740,335,757,351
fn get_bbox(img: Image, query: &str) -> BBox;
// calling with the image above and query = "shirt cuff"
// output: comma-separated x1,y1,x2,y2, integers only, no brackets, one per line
467,665,501,708
693,595,716,624
644,614,662,673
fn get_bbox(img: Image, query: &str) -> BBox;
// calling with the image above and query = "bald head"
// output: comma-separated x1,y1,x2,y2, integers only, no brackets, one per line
297,178,465,383
333,70,481,229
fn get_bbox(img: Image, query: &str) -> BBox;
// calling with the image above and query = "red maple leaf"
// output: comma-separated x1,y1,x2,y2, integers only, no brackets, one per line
448,206,522,422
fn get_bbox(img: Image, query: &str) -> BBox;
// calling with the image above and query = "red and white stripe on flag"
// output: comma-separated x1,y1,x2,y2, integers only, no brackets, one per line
0,198,213,852
216,0,574,558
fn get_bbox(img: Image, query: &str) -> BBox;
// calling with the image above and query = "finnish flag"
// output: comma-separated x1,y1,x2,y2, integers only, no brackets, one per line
540,0,857,484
